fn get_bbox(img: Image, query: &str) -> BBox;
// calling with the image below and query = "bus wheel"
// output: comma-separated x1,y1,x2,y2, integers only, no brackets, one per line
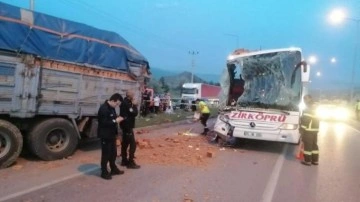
27,118,79,161
0,120,23,169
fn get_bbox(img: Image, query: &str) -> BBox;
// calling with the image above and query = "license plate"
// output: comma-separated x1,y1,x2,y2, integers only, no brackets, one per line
244,131,262,137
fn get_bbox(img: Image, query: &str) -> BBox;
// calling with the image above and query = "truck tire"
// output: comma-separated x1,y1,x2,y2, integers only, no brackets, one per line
0,120,23,169
27,118,78,161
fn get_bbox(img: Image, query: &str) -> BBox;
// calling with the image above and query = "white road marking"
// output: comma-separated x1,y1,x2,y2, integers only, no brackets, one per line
261,144,288,202
0,166,99,202
348,125,360,134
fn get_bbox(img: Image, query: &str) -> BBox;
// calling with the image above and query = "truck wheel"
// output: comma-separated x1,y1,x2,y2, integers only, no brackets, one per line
0,120,23,169
28,118,78,161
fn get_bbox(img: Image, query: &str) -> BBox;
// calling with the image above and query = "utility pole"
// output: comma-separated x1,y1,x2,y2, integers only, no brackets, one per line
30,0,34,11
188,51,199,83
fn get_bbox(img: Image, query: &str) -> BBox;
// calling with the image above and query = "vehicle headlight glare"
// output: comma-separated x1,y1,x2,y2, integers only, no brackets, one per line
279,123,298,130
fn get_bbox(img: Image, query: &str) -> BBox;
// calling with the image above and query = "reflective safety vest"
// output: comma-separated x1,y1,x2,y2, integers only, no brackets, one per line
300,106,319,133
198,101,210,114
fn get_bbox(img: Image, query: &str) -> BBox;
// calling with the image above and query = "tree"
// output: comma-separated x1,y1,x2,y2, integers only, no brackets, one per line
162,83,170,93
159,76,170,93
159,77,166,86
148,79,163,94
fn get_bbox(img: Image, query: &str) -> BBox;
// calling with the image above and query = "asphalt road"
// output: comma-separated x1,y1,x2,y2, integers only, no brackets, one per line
0,119,359,202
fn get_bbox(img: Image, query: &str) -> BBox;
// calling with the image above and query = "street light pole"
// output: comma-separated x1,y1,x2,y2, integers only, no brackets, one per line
30,0,34,11
188,51,199,83
328,9,360,102
350,19,360,102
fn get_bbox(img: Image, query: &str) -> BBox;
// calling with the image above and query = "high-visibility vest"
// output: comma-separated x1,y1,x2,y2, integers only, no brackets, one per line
300,106,319,133
198,101,210,114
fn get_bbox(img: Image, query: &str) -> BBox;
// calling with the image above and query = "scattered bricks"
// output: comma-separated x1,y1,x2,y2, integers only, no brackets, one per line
12,165,23,170
173,139,180,143
158,144,164,147
137,140,149,149
197,155,203,160
142,138,151,143
206,151,214,158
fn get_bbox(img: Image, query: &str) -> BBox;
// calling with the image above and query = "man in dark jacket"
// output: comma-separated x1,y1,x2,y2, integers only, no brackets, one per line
300,95,320,166
120,90,141,169
98,93,124,180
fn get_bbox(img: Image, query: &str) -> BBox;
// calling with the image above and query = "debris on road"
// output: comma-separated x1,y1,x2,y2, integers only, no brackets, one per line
135,129,150,135
11,164,23,170
206,151,214,158
135,134,217,167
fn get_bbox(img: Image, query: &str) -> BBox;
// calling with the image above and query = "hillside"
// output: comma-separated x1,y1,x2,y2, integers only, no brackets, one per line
151,67,220,83
160,71,206,89
148,71,220,98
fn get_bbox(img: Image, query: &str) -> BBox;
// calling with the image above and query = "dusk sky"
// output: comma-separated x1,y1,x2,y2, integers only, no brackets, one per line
2,0,360,90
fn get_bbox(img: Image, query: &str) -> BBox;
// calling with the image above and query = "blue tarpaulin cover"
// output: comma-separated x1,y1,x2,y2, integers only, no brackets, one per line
0,2,148,71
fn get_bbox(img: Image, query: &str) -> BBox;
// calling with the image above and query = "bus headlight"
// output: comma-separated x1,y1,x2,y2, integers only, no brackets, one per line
279,123,298,130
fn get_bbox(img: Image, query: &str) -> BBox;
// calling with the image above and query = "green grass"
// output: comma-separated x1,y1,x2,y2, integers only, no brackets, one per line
135,107,219,128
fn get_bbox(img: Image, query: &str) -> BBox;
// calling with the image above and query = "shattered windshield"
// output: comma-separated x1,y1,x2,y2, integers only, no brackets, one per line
221,50,302,111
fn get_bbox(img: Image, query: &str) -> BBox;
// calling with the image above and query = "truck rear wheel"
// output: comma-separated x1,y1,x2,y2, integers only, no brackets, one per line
0,120,23,169
27,118,79,161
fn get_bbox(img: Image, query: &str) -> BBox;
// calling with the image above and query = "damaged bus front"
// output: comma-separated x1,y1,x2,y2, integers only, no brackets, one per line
214,48,310,144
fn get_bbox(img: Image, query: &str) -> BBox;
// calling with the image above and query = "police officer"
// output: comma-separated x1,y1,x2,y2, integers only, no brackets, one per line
120,90,140,169
196,99,211,135
98,93,124,180
300,95,320,166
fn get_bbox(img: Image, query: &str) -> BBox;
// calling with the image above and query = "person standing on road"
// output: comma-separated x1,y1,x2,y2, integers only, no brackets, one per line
299,95,320,166
120,90,141,169
355,100,360,121
98,93,125,180
196,99,211,135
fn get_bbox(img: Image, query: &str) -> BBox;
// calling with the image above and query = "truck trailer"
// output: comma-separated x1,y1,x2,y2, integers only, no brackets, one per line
0,2,150,168
181,83,221,104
